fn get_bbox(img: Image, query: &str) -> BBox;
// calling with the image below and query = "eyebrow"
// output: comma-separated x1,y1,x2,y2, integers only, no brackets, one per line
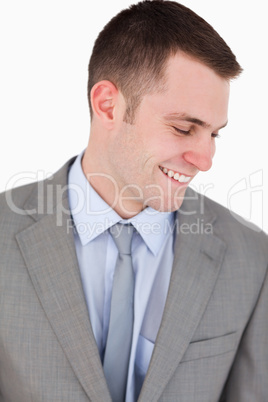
164,113,228,131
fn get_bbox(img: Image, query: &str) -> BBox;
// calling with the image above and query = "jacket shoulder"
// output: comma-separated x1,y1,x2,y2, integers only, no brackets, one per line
0,157,75,233
202,191,268,260
182,187,268,259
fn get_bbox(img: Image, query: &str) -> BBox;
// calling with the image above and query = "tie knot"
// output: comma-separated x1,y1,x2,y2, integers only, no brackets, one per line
109,224,134,255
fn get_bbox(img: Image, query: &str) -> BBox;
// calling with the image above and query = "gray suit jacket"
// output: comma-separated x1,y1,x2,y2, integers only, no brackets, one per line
0,158,267,402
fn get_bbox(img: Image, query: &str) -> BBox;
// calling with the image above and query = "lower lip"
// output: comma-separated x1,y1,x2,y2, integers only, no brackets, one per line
160,168,190,186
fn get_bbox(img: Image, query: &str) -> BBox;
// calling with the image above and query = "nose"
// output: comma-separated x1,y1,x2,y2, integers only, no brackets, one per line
183,137,215,172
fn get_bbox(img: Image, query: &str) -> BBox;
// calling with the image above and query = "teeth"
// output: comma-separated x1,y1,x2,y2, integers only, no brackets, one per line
183,176,191,183
160,166,191,183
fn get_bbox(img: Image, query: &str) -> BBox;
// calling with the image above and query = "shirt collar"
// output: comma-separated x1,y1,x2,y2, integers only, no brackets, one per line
68,152,175,256
128,209,174,256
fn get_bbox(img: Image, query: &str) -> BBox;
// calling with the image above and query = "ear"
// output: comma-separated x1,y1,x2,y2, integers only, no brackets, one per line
90,80,119,128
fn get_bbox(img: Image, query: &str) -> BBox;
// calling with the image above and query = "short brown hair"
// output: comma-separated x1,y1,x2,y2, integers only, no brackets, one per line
88,0,242,122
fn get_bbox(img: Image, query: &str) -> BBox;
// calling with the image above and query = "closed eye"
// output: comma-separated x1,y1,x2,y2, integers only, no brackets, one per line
173,126,221,138
173,127,190,135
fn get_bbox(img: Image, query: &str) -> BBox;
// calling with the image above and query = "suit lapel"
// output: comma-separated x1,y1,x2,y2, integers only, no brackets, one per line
139,190,227,401
16,162,111,402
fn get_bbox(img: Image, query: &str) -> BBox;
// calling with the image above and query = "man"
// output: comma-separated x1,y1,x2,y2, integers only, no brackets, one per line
0,1,267,401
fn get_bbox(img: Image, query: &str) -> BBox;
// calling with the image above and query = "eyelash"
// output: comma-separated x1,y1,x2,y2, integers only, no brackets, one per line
173,127,220,139
211,133,221,139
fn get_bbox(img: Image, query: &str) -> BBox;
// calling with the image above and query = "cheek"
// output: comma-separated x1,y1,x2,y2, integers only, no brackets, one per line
148,132,180,160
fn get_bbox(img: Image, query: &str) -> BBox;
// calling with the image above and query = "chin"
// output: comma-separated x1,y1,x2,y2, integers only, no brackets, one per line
147,196,185,213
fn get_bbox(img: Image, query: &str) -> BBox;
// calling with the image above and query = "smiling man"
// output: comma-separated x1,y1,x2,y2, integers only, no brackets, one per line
0,1,267,402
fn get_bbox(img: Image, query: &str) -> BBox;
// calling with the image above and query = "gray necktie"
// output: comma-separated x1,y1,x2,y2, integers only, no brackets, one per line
103,223,135,402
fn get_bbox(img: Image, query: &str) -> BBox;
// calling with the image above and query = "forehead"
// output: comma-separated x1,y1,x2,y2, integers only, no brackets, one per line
146,52,230,129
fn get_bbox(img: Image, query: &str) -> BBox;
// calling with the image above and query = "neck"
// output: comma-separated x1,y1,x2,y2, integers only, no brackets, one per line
82,148,144,219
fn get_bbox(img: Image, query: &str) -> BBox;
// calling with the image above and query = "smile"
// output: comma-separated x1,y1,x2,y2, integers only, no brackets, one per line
159,166,192,183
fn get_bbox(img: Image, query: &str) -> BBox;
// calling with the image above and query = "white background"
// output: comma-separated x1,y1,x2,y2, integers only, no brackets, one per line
0,1,267,233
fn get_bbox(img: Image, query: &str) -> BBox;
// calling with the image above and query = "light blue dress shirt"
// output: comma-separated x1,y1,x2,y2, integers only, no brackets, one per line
68,152,176,401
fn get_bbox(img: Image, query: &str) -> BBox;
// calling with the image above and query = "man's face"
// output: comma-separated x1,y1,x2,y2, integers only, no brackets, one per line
107,53,230,216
